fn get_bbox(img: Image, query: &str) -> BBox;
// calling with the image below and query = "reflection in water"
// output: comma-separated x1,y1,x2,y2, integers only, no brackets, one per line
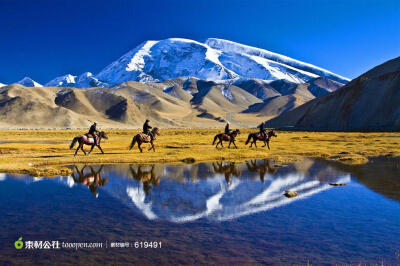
246,159,277,183
212,162,241,184
61,159,351,223
71,166,109,198
129,165,161,195
1,158,399,265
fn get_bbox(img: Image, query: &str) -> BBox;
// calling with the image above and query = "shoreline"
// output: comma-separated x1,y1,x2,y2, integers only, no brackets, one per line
0,129,399,177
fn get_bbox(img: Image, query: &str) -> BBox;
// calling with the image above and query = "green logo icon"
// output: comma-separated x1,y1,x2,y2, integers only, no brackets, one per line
14,237,23,249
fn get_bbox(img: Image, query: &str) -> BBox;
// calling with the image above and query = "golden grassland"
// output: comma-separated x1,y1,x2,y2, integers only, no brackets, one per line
0,129,399,176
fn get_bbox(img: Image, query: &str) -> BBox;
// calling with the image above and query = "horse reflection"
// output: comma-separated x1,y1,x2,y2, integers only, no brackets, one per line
246,159,277,183
212,162,241,184
129,165,161,195
71,165,109,198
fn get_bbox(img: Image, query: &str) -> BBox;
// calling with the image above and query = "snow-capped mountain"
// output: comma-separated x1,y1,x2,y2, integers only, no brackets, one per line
206,38,349,84
46,74,76,87
0,83,6,88
16,77,42,87
75,72,108,88
94,38,349,85
46,72,107,88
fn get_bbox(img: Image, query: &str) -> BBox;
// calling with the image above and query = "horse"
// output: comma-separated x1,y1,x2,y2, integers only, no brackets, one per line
212,129,240,148
245,130,277,149
129,128,159,153
70,131,108,156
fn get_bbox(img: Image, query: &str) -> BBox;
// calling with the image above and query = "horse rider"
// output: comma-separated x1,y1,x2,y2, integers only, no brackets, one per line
143,119,154,139
257,122,266,138
88,122,98,144
225,122,232,138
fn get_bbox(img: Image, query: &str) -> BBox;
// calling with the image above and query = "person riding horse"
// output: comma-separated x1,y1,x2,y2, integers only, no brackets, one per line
143,119,154,140
257,122,266,138
88,122,98,144
225,122,232,138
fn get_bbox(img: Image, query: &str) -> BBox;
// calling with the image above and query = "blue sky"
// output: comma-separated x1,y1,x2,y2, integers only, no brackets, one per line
0,0,399,84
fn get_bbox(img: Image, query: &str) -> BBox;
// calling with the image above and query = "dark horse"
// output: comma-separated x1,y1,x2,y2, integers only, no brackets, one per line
212,129,240,148
245,130,277,149
70,131,108,156
129,128,159,153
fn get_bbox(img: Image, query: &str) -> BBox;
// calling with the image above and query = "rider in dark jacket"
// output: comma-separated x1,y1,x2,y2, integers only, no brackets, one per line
257,122,266,138
143,119,153,139
88,122,98,144
225,122,231,135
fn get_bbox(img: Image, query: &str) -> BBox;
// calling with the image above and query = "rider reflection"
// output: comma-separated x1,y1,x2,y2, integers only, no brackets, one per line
71,165,109,198
212,162,241,184
245,159,277,183
129,165,161,195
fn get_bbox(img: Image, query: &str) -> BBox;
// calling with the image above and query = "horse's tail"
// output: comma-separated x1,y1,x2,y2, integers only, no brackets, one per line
212,135,219,145
129,136,137,150
70,137,79,149
245,134,252,145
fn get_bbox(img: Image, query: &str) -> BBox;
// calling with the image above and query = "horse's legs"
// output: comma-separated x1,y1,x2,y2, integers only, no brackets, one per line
88,144,95,155
74,144,80,156
149,141,155,152
267,141,271,150
262,139,267,147
138,143,143,153
215,138,220,147
233,140,238,149
80,144,87,155
228,140,232,148
97,145,104,154
254,140,258,148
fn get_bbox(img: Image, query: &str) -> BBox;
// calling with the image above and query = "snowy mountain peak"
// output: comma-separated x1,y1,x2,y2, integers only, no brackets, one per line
46,74,76,87
16,77,43,87
205,38,349,84
94,38,349,85
95,38,237,84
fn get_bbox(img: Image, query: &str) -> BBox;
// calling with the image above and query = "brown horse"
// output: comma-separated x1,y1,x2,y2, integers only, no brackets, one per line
212,129,240,148
245,130,277,149
70,131,108,156
129,128,159,153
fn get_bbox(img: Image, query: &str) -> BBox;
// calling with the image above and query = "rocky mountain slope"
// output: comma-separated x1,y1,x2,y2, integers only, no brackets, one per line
265,57,400,131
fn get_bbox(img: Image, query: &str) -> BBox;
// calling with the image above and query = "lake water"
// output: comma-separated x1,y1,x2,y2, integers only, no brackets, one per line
0,158,399,264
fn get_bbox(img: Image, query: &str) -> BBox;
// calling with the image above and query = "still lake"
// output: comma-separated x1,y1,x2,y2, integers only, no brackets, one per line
0,158,399,265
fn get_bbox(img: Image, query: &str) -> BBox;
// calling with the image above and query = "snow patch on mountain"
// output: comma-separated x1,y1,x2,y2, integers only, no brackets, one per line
16,77,42,87
205,38,349,84
46,74,76,87
0,83,6,88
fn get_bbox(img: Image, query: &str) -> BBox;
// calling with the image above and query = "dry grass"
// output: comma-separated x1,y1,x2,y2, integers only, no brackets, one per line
0,129,399,176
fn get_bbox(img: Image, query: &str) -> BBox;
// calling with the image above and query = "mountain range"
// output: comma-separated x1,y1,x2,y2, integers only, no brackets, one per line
6,38,349,88
2,38,397,130
0,38,350,129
